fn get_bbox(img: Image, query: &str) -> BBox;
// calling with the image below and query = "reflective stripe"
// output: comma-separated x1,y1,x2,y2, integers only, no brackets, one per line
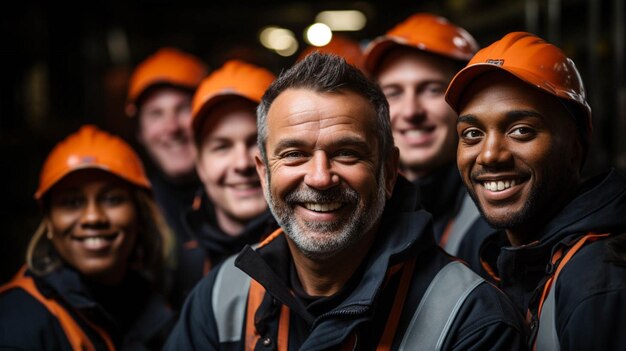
213,254,251,343
399,261,484,351
533,233,609,351
443,193,481,256
535,279,559,351
0,266,115,351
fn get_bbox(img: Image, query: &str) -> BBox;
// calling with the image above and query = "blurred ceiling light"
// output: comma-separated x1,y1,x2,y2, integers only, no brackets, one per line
275,36,299,56
260,26,295,50
305,23,333,47
316,10,366,31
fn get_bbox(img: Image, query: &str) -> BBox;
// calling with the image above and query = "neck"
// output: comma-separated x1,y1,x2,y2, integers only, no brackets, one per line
287,224,378,297
216,209,248,237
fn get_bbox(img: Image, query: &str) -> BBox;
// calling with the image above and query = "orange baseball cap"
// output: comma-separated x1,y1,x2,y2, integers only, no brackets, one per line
363,13,479,74
35,125,150,200
298,35,365,71
445,32,591,135
190,60,275,140
126,47,208,117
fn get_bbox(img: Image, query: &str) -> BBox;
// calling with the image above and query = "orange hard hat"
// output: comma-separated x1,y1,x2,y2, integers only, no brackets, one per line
191,60,275,139
35,125,150,200
298,35,365,71
445,31,592,135
363,13,479,74
126,47,208,116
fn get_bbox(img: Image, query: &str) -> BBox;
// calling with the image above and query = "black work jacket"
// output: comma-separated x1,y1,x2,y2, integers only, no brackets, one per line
167,190,276,309
165,177,527,350
415,162,497,275
0,265,174,350
480,169,626,350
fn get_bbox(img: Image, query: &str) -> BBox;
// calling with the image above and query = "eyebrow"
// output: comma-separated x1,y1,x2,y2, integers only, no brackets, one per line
457,110,544,124
273,136,371,154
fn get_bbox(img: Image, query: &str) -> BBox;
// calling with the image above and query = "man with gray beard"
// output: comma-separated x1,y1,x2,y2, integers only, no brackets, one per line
164,53,527,350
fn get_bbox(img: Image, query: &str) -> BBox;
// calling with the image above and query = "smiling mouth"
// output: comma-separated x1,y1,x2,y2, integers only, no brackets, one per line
483,179,517,192
72,233,119,250
230,182,261,190
303,202,343,213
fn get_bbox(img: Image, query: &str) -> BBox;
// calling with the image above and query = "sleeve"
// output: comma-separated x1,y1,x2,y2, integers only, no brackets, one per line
558,288,626,350
443,284,529,351
0,289,69,350
162,269,222,351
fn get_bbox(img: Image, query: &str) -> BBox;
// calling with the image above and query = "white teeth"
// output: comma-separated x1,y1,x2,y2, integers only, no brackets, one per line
82,237,108,250
405,130,427,138
484,179,516,192
304,202,342,212
232,183,257,190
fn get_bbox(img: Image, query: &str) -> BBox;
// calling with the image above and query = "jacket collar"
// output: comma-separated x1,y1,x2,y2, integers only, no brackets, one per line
184,190,277,261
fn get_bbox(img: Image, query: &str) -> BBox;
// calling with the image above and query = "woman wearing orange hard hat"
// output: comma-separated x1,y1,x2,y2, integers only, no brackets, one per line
0,125,174,350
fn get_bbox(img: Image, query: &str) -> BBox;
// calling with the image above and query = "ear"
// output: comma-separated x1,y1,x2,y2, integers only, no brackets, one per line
255,153,268,193
383,147,400,199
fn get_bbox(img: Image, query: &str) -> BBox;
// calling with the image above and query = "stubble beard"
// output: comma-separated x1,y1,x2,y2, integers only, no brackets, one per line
264,170,387,260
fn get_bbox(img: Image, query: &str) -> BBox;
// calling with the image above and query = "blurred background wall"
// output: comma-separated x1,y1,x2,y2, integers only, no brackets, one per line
1,0,624,283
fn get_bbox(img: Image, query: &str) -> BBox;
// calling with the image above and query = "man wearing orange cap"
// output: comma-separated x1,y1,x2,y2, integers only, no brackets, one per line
363,14,492,268
126,47,208,247
447,32,626,349
166,60,278,308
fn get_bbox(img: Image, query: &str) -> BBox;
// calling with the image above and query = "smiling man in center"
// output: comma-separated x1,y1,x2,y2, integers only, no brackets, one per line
164,53,526,350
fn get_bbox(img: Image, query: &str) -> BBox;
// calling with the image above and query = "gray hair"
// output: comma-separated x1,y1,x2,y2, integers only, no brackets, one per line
257,52,393,164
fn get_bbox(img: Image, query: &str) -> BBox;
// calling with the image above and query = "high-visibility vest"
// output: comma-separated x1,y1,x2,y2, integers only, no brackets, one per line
532,233,610,351
212,229,485,351
0,266,116,351
439,193,481,255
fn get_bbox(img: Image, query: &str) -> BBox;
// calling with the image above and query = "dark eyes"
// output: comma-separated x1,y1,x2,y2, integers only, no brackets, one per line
461,129,483,139
53,192,129,210
279,149,361,163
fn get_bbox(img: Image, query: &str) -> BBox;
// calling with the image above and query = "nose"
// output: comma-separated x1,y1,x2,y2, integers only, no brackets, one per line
162,111,184,134
476,133,513,167
395,94,425,123
80,199,108,228
304,151,340,190
233,143,256,173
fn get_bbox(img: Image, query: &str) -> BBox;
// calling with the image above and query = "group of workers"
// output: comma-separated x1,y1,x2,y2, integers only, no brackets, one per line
1,11,625,351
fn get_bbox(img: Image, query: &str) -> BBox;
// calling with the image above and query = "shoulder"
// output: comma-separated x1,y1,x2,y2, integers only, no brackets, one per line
552,237,626,348
557,237,626,305
164,256,243,350
0,287,69,350
439,265,528,350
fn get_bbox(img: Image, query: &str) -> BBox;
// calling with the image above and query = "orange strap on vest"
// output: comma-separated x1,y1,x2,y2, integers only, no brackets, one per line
0,266,116,351
532,232,610,350
244,257,417,351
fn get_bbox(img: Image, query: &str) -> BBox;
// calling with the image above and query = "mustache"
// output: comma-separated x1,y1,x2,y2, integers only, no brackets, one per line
284,186,359,205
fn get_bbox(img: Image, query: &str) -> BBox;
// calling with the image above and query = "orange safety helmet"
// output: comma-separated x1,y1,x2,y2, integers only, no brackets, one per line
190,60,275,140
445,31,592,136
363,13,479,75
35,125,151,200
298,35,365,71
126,47,208,117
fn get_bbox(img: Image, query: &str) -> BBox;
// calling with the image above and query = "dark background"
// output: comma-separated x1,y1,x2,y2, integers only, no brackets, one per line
2,0,624,283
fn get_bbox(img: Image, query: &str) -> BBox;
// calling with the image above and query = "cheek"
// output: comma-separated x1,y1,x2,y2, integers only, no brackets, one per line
269,166,300,198
199,154,229,184
109,205,139,233
48,210,79,234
